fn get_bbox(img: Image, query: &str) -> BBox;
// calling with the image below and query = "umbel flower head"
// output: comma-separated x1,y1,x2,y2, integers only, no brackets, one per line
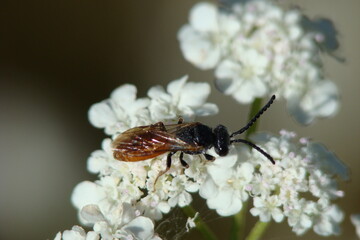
55,76,219,240
201,130,347,236
55,75,347,239
248,130,347,236
88,75,218,135
196,128,347,236
178,1,340,124
56,77,348,240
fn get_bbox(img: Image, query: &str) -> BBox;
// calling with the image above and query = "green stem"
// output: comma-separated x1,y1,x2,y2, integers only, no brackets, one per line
230,98,264,240
245,98,263,139
182,205,218,240
243,97,272,240
245,221,270,240
230,201,248,240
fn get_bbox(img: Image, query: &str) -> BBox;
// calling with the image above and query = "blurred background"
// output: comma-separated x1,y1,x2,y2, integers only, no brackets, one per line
0,0,359,239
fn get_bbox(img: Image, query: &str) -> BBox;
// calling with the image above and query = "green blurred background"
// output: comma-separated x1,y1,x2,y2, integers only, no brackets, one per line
0,0,359,239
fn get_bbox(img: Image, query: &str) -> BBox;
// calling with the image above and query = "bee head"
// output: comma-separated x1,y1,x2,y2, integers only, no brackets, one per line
213,125,230,156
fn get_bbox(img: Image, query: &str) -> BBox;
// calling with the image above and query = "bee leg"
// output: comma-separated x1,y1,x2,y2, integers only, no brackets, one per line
204,153,215,161
154,152,175,187
179,152,189,168
178,117,184,124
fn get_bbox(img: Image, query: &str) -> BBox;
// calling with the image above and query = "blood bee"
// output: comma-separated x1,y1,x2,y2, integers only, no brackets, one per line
112,95,276,177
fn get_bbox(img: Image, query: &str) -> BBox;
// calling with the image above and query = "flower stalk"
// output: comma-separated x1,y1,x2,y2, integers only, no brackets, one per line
230,201,248,240
245,98,263,138
245,221,270,240
230,98,264,240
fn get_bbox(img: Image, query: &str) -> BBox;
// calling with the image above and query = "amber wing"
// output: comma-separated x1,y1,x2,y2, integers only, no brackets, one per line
112,122,203,162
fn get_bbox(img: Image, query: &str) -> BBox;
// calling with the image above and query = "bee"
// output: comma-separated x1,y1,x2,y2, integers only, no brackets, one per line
112,95,276,179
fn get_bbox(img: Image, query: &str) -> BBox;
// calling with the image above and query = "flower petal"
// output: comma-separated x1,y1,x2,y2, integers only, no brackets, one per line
80,204,106,224
122,216,155,240
190,2,219,32
110,84,137,106
71,181,106,209
88,102,117,129
167,75,188,97
178,82,211,108
217,196,243,216
178,26,221,69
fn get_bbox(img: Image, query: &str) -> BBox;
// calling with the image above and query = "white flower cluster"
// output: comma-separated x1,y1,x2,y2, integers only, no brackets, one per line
55,76,218,240
191,128,347,236
55,77,346,239
55,226,99,240
178,1,340,124
246,130,347,236
88,75,218,135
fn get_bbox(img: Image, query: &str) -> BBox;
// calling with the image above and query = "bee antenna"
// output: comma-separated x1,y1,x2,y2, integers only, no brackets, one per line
230,95,276,138
230,139,275,164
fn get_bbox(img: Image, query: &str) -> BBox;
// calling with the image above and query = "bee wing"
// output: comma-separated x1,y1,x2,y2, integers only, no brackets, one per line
164,122,201,134
112,123,202,162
